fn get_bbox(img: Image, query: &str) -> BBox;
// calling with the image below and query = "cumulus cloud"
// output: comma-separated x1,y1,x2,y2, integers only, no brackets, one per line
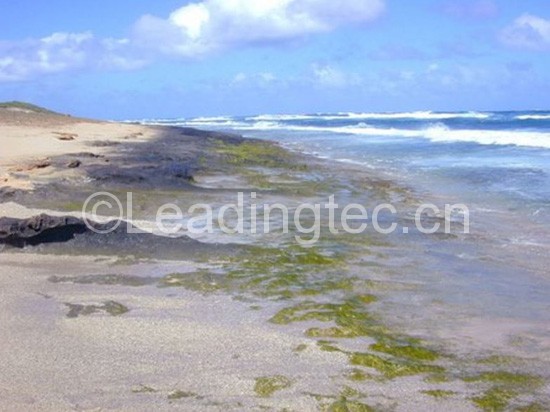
0,0,385,82
230,71,278,87
0,32,145,82
311,64,361,87
500,13,550,51
133,0,385,57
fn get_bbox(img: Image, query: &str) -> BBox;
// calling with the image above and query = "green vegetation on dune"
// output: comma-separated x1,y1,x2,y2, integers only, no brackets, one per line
0,101,60,114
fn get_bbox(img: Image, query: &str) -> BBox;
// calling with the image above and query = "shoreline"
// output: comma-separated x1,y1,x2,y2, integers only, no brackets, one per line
1,107,549,411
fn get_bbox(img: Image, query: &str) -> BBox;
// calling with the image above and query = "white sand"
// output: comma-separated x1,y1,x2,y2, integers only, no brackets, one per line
0,113,157,191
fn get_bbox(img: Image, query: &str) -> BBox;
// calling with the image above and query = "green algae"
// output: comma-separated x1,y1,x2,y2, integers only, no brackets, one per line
424,374,450,384
466,371,544,411
270,298,391,342
349,352,443,378
421,390,456,398
253,376,292,397
478,355,518,366
340,386,362,398
369,342,440,362
293,343,308,352
103,300,130,316
317,340,343,353
270,300,373,326
516,403,549,412
472,387,516,411
346,369,371,382
465,371,543,388
64,300,129,318
307,327,368,339
158,271,229,294
132,385,157,393
240,246,340,269
215,140,307,171
326,397,374,412
168,390,198,400
268,294,446,380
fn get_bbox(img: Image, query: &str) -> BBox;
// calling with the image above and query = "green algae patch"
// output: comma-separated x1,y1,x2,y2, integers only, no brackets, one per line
64,300,129,318
104,300,130,316
317,340,343,353
168,390,198,400
349,352,444,379
472,387,516,411
346,368,372,382
422,390,456,398
464,371,543,388
270,298,392,342
215,140,307,171
466,372,544,412
326,397,374,412
241,246,341,270
516,403,548,412
268,295,446,381
424,374,450,384
307,326,367,339
370,342,440,362
158,271,229,294
478,355,517,366
219,245,352,299
293,343,308,352
254,375,292,397
356,294,378,304
269,301,338,325
132,385,157,393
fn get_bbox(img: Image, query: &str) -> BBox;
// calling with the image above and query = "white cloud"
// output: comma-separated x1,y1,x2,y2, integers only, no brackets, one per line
133,0,385,57
311,64,361,88
0,32,145,82
0,1,385,82
500,13,550,51
230,71,278,88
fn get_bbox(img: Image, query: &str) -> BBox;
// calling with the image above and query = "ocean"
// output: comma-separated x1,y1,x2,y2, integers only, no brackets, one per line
145,110,550,209
139,111,550,353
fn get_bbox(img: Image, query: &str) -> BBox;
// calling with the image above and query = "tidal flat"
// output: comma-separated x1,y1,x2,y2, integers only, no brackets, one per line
0,107,549,411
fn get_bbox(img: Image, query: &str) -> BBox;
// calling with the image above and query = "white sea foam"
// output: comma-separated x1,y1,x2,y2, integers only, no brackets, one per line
246,111,491,121
337,111,490,120
515,114,550,120
231,121,550,149
139,114,550,149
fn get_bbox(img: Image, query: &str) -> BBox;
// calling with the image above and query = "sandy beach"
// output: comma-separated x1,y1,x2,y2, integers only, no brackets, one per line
1,105,549,411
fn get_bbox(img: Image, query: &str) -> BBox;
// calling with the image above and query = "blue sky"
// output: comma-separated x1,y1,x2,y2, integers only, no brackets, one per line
0,0,549,119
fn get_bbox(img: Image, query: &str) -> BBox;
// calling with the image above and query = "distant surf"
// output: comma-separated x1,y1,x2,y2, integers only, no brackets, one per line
137,110,550,211
140,111,550,150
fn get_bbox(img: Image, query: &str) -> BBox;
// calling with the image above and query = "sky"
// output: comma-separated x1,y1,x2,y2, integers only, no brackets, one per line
0,0,549,119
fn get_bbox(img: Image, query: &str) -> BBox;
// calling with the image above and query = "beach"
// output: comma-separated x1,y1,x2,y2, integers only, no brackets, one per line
1,105,549,411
